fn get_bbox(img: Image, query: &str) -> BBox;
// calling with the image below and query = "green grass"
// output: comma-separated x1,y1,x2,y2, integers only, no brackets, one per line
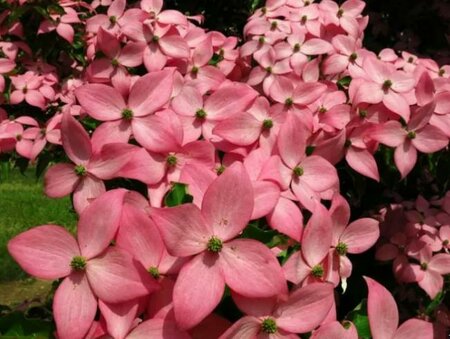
0,168,77,283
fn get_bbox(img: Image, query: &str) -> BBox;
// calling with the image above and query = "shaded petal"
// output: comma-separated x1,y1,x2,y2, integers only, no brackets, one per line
202,162,254,241
364,276,398,339
151,204,211,257
341,218,380,254
275,283,334,333
128,70,174,116
53,272,97,339
8,225,79,280
127,318,191,339
86,247,151,303
395,319,433,339
74,84,125,121
61,112,92,165
44,163,80,198
173,252,224,329
267,196,303,242
220,239,287,297
77,188,126,259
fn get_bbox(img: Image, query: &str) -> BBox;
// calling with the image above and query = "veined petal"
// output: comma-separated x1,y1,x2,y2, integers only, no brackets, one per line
220,239,287,297
53,272,97,339
202,162,254,241
151,204,211,257
173,252,224,329
8,225,79,280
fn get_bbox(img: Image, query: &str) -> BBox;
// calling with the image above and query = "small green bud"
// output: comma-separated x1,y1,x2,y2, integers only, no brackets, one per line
336,242,348,256
148,266,160,279
195,108,207,119
262,119,273,129
292,166,304,177
207,236,223,253
121,108,133,120
74,165,87,176
261,318,277,334
311,264,324,278
71,256,87,271
166,155,177,167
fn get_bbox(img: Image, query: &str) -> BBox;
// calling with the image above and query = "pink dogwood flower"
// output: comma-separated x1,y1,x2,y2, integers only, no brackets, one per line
75,70,174,148
44,112,160,213
38,7,80,43
151,163,287,329
220,283,335,338
372,101,448,178
365,277,433,339
8,190,157,339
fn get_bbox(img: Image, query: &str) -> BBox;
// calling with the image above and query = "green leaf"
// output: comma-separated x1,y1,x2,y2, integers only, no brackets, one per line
240,223,278,245
337,76,352,90
347,299,371,339
0,312,53,338
164,182,193,207
250,0,263,11
425,291,445,316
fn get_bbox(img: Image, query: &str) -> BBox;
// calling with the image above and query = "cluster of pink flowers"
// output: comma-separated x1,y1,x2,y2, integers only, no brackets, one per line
1,0,449,337
376,194,450,300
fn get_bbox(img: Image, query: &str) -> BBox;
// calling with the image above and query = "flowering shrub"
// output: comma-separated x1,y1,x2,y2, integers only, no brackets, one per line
1,0,450,337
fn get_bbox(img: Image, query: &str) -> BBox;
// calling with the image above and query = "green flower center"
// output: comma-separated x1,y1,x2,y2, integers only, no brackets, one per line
285,97,294,107
342,320,352,329
292,166,304,177
265,66,272,74
359,109,368,118
111,58,119,67
207,236,223,253
148,266,160,279
319,106,327,114
261,318,277,334
420,262,428,271
216,165,225,175
152,35,160,43
71,256,87,271
337,8,344,18
195,109,207,119
344,139,352,148
443,239,449,246
109,15,117,24
336,242,348,256
166,155,177,167
293,43,301,53
301,15,307,24
121,108,133,120
382,80,392,92
311,264,324,278
262,119,273,129
438,69,445,77
258,36,265,45
408,57,414,63
191,66,199,75
349,53,358,62
270,21,278,30
407,131,416,139
74,165,87,176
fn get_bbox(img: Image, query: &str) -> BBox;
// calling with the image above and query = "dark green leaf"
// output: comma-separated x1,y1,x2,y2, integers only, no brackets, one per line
347,299,371,339
164,182,193,207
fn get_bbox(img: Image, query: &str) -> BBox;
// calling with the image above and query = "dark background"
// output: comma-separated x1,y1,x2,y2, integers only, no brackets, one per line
166,0,450,65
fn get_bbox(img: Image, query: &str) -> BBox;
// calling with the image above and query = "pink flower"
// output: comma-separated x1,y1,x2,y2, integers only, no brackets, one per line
372,101,448,178
44,112,160,213
220,283,335,338
151,163,287,329
75,70,174,149
365,276,433,339
417,247,450,298
353,56,415,121
8,190,157,339
38,7,80,43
